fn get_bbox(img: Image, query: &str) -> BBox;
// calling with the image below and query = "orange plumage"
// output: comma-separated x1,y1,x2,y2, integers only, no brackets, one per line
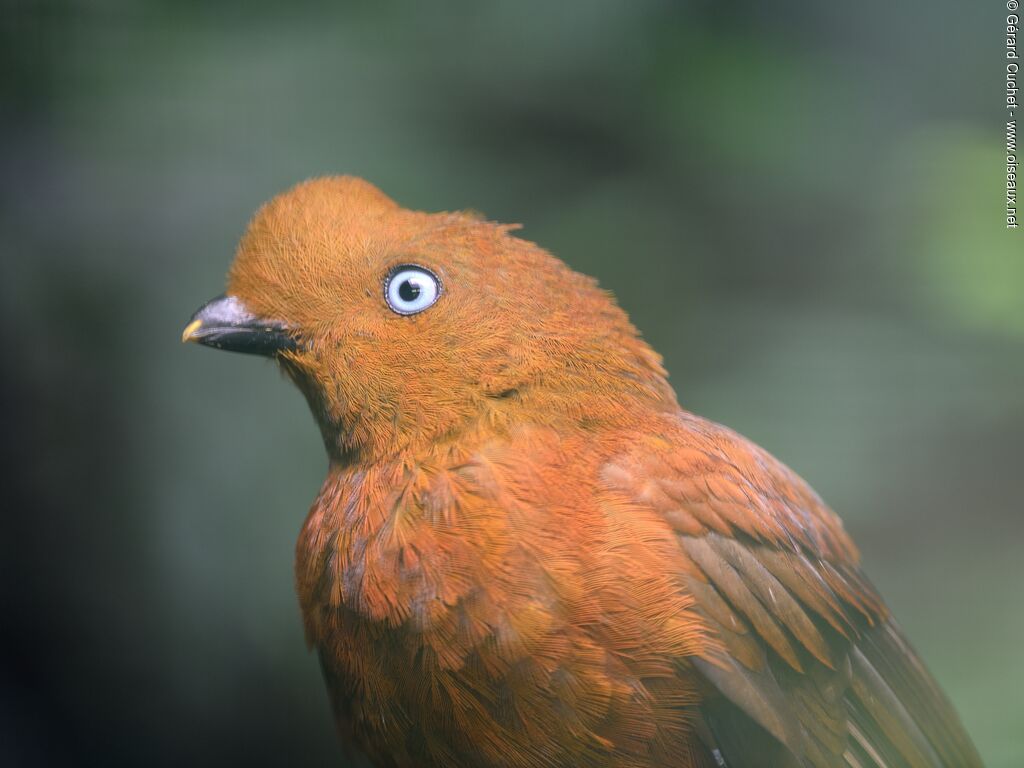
184,177,982,767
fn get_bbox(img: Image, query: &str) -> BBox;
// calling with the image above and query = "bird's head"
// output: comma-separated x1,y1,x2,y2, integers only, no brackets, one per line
184,177,675,462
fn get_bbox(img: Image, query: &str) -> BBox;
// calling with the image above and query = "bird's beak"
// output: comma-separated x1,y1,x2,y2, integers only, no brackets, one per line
182,294,298,356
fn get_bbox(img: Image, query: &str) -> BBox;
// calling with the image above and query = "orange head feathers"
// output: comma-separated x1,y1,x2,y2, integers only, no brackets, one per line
192,176,674,461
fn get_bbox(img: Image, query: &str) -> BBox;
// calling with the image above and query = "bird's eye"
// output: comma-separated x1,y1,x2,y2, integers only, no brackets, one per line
384,265,441,315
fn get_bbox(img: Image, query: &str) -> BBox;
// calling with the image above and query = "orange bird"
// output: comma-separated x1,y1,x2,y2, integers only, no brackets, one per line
183,177,981,768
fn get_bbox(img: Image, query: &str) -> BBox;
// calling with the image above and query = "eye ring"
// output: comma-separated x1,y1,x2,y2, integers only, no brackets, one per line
384,264,442,316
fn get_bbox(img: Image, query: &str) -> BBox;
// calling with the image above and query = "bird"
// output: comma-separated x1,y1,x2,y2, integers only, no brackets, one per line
183,176,982,768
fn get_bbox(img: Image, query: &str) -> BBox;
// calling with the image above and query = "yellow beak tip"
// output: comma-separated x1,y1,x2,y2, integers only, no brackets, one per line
182,319,203,344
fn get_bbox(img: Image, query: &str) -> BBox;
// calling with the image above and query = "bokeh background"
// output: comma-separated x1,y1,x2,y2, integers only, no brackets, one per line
2,1,1021,766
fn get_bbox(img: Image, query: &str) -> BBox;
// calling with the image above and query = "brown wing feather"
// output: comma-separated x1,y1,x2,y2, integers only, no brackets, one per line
606,412,982,768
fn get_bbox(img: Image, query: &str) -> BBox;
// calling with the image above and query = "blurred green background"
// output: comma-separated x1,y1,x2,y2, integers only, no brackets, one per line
2,1,1021,766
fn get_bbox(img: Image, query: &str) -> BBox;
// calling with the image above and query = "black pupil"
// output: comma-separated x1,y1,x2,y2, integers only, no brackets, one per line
398,279,421,302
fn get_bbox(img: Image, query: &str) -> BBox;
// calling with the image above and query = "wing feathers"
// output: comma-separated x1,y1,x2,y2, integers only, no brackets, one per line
707,535,836,669
756,548,855,637
682,531,981,767
681,536,805,672
604,415,981,767
848,645,939,768
850,623,983,768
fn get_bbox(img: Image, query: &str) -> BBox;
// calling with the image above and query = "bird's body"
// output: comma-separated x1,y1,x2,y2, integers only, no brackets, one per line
185,177,982,767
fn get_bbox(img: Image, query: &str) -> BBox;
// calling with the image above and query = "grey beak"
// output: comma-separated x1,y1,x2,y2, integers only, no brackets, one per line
182,294,297,356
